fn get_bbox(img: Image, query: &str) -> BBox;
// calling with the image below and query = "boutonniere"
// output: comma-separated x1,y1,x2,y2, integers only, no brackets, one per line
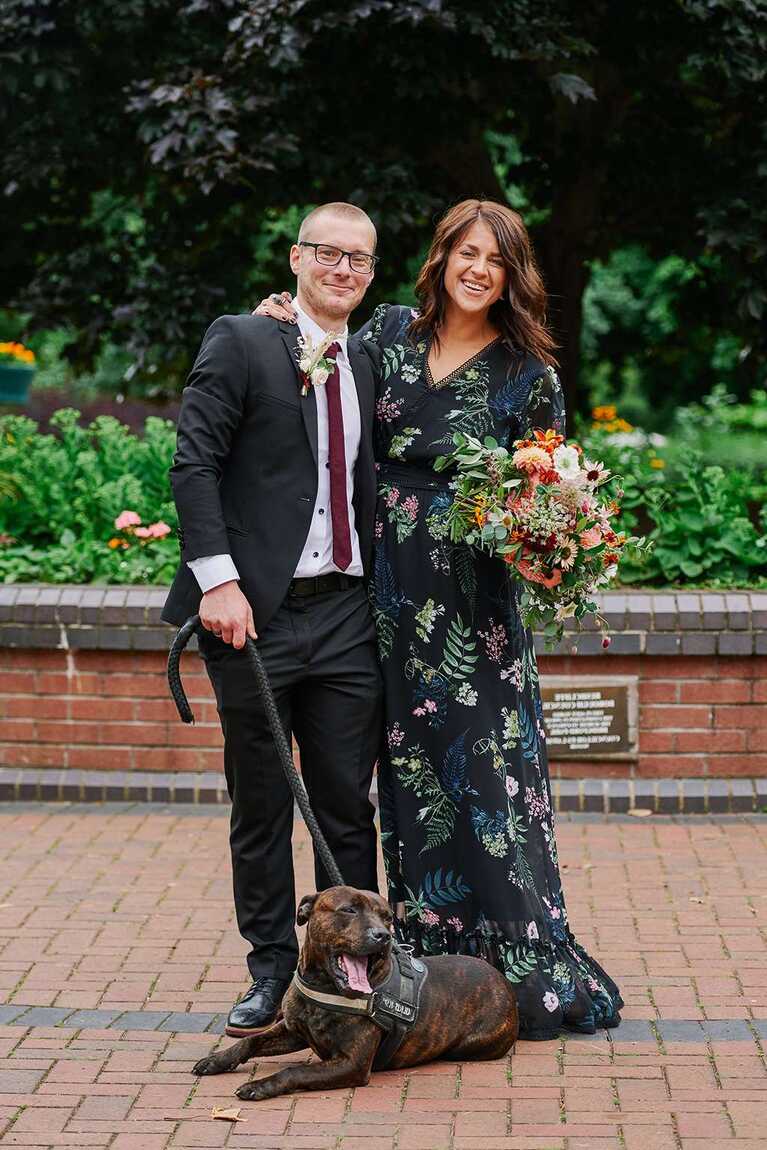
296,331,341,397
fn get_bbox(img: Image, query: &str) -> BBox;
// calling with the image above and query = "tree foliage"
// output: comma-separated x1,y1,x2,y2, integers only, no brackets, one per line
2,0,765,410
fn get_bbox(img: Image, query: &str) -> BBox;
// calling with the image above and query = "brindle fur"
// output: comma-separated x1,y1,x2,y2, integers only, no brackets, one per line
193,886,519,1102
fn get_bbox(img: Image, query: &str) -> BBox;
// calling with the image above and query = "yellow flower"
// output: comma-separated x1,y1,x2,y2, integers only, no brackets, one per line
592,405,617,421
650,458,665,469
0,340,36,365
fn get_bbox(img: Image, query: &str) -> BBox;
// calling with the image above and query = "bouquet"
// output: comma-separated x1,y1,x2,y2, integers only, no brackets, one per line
434,429,650,647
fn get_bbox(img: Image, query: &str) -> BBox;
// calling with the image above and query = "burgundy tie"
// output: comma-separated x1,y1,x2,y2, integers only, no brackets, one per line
324,342,353,571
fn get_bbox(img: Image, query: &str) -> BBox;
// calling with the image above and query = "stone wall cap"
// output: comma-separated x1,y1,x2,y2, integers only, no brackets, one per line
0,584,764,653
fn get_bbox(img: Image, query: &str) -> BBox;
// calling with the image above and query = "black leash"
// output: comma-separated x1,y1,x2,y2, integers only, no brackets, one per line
167,615,345,887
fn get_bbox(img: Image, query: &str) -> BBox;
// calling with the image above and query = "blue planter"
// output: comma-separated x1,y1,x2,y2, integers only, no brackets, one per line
0,364,35,404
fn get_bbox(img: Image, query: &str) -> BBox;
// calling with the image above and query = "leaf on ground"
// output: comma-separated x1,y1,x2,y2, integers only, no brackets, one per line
212,1107,246,1122
628,808,653,817
689,896,705,904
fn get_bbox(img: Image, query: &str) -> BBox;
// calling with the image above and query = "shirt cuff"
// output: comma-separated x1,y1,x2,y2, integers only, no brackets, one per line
187,554,240,593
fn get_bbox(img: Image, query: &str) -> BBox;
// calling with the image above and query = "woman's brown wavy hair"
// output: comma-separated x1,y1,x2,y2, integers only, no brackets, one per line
410,199,558,366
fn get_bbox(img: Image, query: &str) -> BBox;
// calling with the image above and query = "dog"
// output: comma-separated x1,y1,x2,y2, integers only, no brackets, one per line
193,885,519,1101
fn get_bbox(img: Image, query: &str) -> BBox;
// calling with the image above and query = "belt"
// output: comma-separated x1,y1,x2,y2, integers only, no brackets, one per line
288,572,363,597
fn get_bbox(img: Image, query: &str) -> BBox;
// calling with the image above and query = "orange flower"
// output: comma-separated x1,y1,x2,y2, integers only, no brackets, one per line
515,557,563,589
107,537,128,550
532,428,565,451
592,405,617,422
0,341,35,365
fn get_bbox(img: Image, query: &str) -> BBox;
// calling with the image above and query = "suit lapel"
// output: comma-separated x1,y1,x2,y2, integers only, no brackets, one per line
347,340,375,448
279,321,318,467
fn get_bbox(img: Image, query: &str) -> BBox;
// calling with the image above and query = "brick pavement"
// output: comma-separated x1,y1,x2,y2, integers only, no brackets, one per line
0,804,766,1148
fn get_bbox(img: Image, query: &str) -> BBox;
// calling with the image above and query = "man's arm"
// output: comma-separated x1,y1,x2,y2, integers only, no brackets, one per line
171,317,256,647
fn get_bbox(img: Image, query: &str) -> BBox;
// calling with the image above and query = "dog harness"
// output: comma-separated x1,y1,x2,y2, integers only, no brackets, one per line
292,945,428,1070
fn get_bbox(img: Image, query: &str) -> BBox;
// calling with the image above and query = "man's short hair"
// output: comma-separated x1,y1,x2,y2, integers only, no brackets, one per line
298,202,377,249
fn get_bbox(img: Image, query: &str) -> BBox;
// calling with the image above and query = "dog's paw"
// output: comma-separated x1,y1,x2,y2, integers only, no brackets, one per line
193,1055,227,1076
235,1080,268,1101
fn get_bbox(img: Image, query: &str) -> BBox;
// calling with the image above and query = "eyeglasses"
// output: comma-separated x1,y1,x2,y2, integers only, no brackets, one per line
298,241,379,275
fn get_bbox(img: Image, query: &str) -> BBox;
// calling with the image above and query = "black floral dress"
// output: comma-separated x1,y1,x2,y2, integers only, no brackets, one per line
360,304,623,1040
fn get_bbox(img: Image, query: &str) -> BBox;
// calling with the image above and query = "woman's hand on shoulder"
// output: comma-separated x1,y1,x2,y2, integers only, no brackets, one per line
252,291,297,323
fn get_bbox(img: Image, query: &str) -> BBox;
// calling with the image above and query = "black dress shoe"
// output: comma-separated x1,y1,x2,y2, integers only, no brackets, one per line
225,976,292,1037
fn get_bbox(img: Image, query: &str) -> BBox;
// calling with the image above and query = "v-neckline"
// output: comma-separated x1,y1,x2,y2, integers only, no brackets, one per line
425,336,501,390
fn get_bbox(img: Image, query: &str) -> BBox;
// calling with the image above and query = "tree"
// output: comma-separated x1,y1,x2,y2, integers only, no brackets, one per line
2,0,765,414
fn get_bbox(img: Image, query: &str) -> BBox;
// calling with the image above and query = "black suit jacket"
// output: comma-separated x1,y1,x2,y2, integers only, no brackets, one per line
161,314,379,630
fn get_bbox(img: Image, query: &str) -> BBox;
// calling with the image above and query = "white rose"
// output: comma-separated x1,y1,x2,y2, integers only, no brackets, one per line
312,367,330,387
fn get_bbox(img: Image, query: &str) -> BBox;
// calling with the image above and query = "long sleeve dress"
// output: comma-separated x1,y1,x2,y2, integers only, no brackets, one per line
361,303,623,1040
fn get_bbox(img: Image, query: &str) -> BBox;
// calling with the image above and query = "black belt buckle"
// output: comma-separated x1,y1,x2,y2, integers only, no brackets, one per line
289,576,320,597
289,573,359,598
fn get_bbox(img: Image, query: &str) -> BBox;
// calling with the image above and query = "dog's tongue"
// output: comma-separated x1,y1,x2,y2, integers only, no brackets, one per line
339,954,372,993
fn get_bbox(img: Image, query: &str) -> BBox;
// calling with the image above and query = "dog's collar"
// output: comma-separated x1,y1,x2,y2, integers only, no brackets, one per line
292,945,429,1071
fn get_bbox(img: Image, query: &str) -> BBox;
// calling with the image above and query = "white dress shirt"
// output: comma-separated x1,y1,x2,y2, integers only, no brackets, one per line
188,299,364,594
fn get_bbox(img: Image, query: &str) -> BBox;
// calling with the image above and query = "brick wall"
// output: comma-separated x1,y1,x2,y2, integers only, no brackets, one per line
538,654,765,777
0,585,764,783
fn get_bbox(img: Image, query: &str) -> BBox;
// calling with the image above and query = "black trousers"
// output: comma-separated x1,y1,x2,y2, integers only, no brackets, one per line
198,582,382,981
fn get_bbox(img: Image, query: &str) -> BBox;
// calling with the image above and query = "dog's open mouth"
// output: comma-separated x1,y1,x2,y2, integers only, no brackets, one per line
335,954,372,995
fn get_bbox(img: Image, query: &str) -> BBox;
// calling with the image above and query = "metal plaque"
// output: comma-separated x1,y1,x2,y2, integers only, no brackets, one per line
540,675,638,759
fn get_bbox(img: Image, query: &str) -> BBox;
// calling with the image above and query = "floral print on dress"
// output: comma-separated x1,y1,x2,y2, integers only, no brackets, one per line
360,303,623,1040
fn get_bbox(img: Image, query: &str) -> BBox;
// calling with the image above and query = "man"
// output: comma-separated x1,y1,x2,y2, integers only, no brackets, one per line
162,203,382,1037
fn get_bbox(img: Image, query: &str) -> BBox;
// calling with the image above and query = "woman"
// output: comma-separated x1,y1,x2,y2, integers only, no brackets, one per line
259,199,622,1040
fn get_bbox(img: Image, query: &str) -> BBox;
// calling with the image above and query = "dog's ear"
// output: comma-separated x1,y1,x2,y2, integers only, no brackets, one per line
296,894,318,925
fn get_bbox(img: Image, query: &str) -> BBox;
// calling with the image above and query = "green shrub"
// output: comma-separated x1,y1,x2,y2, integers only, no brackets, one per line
579,400,767,588
1,397,765,589
0,409,178,584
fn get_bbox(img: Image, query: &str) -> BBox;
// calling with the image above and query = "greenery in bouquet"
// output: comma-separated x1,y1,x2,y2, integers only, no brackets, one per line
0,409,178,584
434,430,650,647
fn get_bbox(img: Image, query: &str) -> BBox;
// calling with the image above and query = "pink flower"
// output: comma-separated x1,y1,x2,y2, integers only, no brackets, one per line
424,700,437,713
526,921,539,940
447,916,463,932
115,510,141,530
134,521,171,540
387,723,404,748
579,526,602,549
421,909,440,926
385,487,400,508
403,495,419,520
413,707,426,717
